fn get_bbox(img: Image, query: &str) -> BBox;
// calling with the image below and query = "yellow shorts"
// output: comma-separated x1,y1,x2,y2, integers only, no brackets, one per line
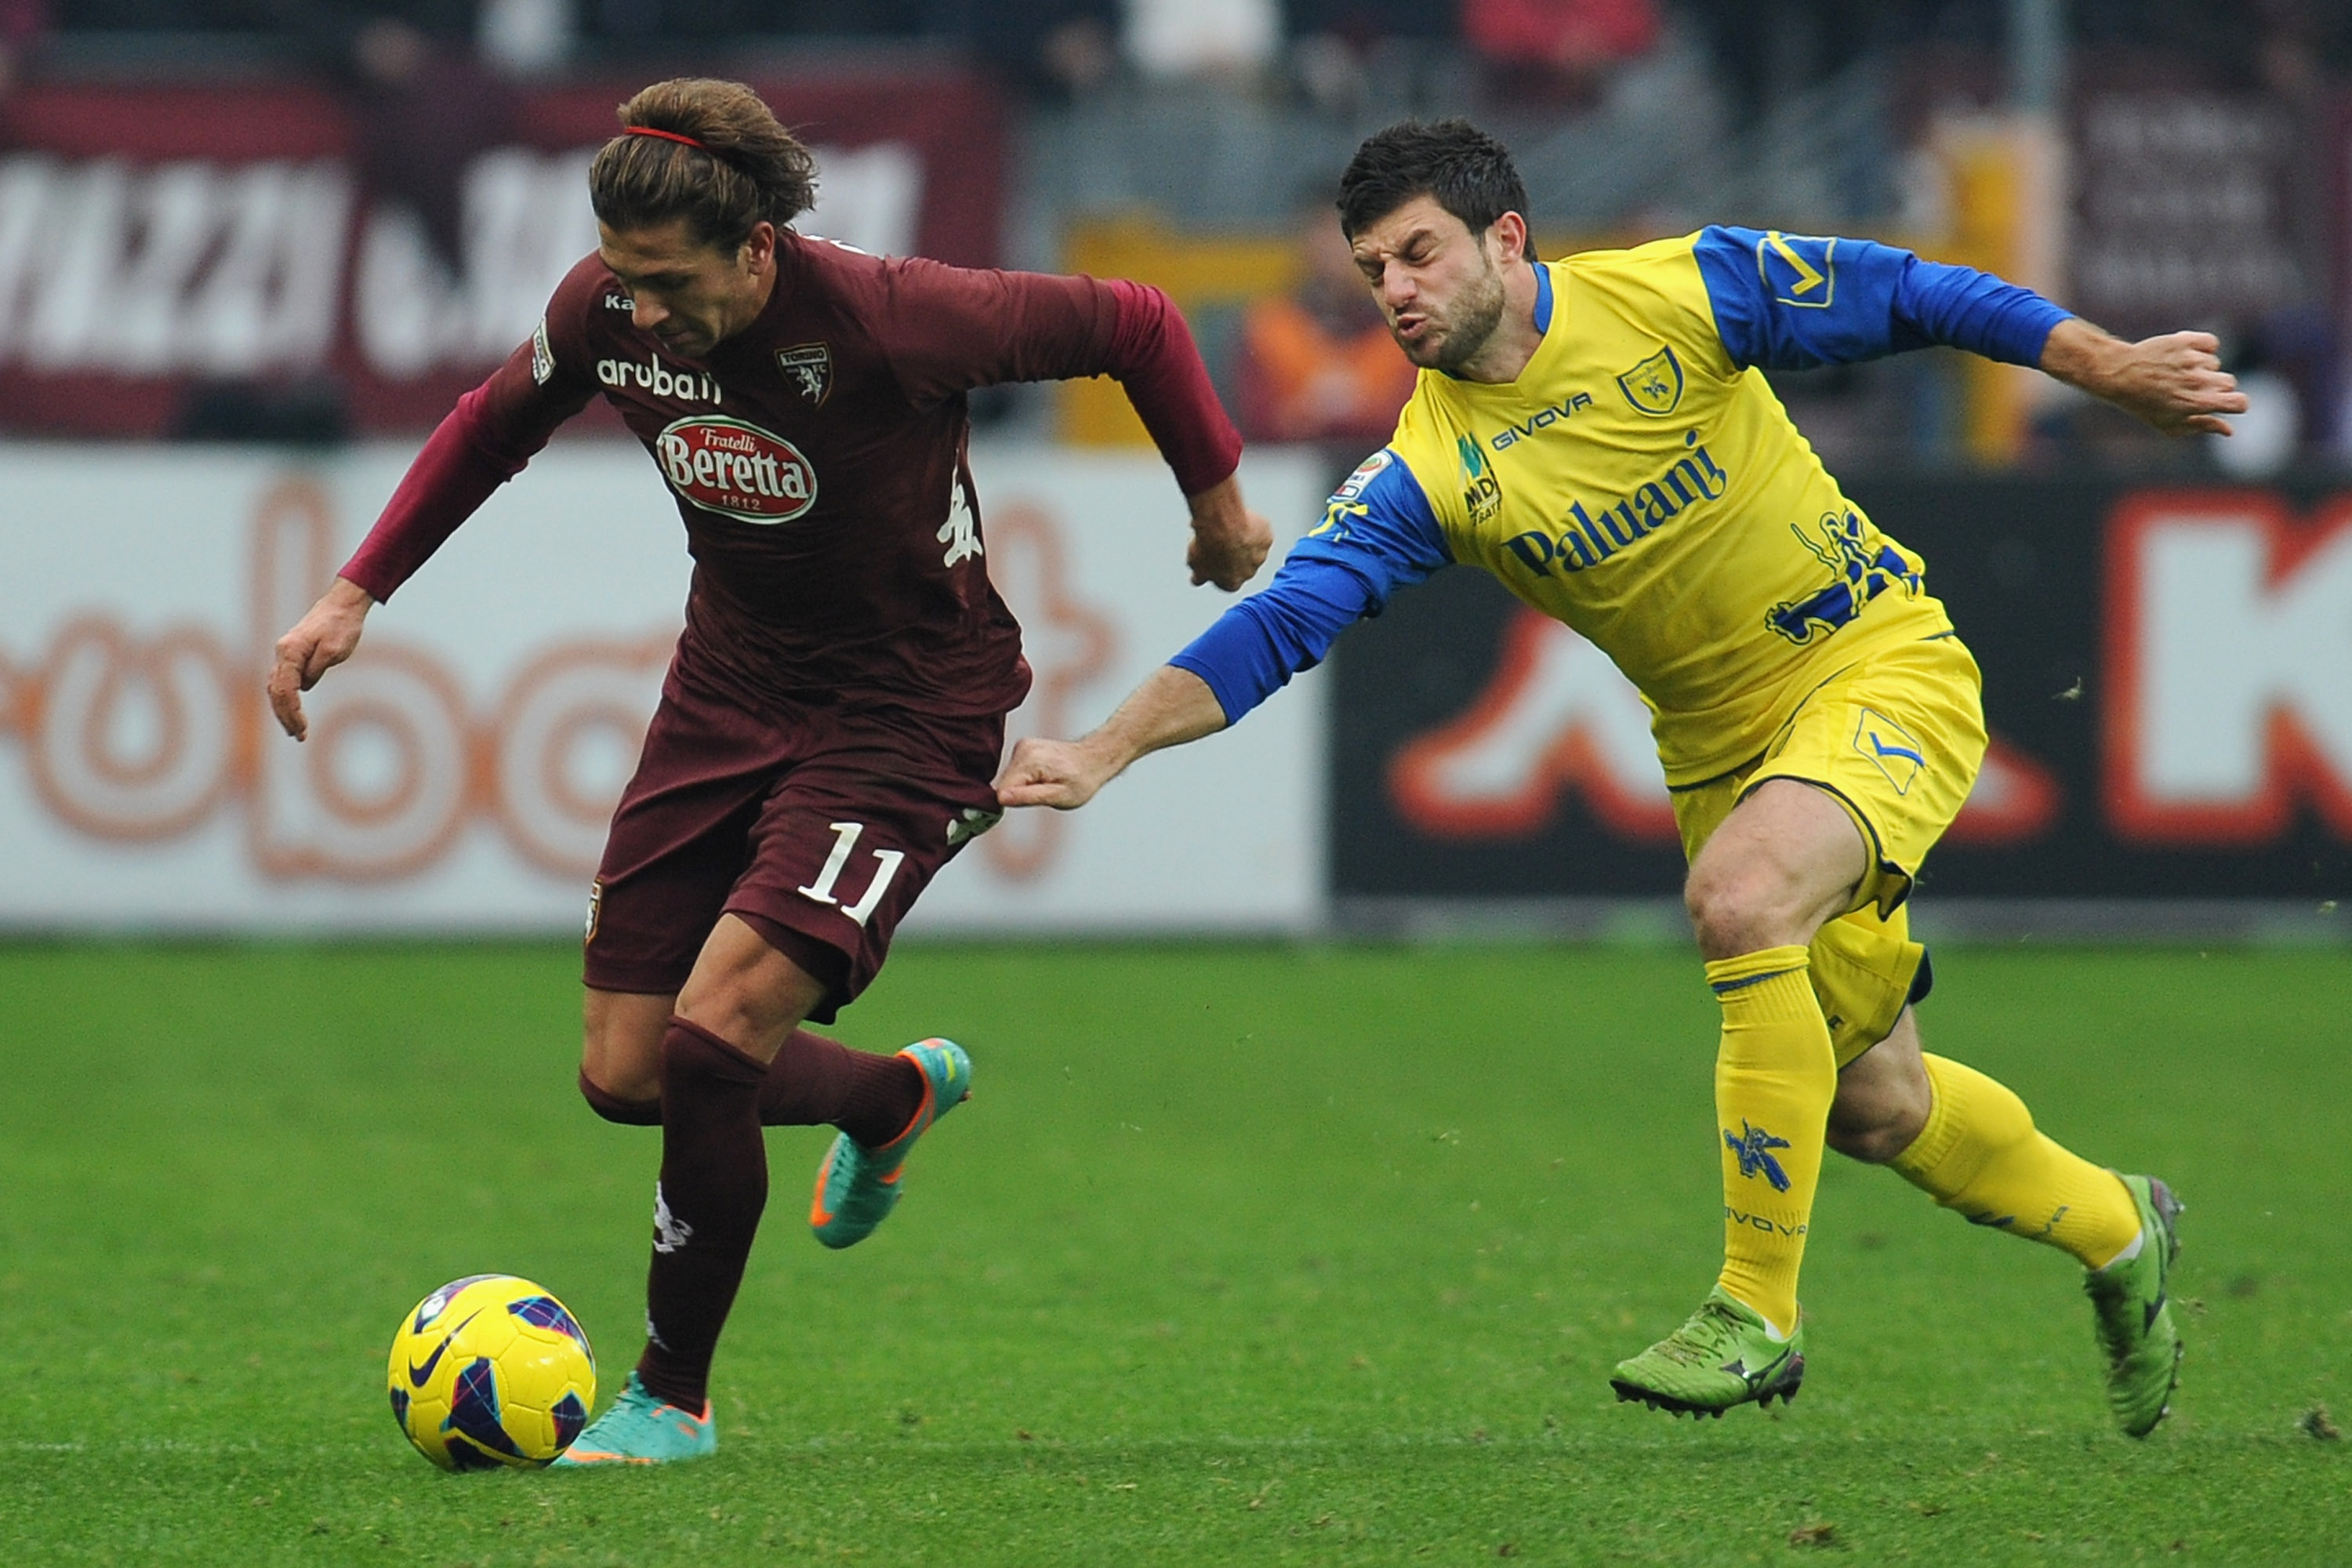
1669,634,1988,1066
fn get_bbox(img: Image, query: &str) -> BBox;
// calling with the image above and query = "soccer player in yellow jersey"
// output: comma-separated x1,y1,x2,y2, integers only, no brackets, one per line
997,121,2245,1433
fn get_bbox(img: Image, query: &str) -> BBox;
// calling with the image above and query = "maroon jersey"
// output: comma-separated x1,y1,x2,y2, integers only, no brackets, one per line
343,234,1240,718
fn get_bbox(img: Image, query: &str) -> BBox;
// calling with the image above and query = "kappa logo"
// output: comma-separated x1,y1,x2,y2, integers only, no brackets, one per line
1854,708,1926,795
653,1183,694,1254
1725,1120,1794,1192
1615,346,1685,416
777,343,832,406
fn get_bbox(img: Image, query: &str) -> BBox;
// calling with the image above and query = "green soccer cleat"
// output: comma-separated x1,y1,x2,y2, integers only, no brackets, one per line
550,1372,715,1467
2085,1173,2184,1439
809,1037,971,1250
1610,1287,1806,1417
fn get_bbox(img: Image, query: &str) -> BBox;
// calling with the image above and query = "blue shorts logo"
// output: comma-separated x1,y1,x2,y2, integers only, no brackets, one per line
1853,708,1925,795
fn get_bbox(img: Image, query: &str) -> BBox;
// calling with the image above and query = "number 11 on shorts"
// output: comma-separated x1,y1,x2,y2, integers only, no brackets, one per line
796,821,907,927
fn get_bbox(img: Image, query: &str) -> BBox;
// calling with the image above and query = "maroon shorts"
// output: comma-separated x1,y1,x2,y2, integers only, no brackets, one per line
583,670,1005,1023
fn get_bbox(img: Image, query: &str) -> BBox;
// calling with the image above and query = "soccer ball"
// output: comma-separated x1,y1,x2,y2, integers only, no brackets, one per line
387,1274,596,1471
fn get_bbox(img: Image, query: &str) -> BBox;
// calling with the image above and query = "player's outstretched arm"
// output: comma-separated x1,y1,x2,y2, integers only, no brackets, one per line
2038,318,2248,437
1185,474,1275,590
267,576,375,742
995,666,1228,811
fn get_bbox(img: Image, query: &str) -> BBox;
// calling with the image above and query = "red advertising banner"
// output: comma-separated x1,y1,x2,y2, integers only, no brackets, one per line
0,69,1004,437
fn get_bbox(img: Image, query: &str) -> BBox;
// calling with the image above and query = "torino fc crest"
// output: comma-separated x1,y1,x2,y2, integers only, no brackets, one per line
777,343,833,406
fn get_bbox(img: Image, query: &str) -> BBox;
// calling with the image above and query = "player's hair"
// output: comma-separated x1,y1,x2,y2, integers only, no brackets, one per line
1338,119,1537,262
589,78,817,252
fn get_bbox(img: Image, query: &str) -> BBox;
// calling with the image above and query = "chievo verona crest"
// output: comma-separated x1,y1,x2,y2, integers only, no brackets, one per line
655,415,818,524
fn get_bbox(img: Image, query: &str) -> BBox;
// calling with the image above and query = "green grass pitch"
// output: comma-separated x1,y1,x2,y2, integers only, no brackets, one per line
2,940,2347,1564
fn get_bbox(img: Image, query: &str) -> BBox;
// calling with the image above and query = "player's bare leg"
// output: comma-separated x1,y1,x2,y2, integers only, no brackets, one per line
1612,779,1860,1415
1828,1008,2184,1436
577,958,931,1143
1824,1007,1930,1163
580,989,673,1117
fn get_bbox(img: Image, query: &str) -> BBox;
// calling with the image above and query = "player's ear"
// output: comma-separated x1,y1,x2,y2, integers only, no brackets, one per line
741,220,779,273
1489,212,1530,267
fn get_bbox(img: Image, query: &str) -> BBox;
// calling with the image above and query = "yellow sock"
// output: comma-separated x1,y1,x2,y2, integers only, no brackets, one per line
1889,1054,2142,1269
1707,945,1835,1338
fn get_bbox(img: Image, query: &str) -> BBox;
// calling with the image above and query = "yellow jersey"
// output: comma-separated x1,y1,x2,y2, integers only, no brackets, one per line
1173,226,2069,785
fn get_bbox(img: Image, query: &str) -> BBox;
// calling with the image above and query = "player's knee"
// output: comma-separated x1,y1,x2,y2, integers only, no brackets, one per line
675,915,828,1054
1825,1108,1922,1165
582,989,669,1106
1684,863,1798,958
1827,1051,1932,1164
578,1066,660,1126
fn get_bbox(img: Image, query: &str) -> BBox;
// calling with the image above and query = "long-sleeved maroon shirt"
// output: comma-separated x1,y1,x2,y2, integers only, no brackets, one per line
342,235,1242,718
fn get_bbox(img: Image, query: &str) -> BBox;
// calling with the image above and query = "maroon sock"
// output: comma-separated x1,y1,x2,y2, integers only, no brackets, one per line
634,1017,768,1413
578,1069,661,1127
757,1029,924,1148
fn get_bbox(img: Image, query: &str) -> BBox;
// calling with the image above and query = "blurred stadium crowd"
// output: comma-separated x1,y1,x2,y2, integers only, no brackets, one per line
1,0,2343,473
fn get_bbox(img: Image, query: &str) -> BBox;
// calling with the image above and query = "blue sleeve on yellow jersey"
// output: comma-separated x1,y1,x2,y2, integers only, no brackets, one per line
1692,225,2071,372
1170,451,1450,724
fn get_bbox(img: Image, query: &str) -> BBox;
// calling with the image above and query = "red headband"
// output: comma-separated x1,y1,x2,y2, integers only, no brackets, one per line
623,125,709,151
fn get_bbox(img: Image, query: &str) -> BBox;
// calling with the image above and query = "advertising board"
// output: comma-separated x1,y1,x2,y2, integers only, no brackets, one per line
0,441,1328,933
0,70,1004,437
1330,477,2352,909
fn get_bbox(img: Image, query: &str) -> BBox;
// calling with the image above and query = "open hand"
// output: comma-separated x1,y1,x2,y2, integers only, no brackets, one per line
267,578,373,741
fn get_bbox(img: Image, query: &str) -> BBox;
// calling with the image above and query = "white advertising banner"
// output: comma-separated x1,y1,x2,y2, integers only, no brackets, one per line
0,441,1330,933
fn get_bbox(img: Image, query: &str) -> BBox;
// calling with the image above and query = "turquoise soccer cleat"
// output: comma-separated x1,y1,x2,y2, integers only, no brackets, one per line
2085,1172,2185,1438
1610,1287,1806,1417
549,1372,715,1467
809,1038,971,1250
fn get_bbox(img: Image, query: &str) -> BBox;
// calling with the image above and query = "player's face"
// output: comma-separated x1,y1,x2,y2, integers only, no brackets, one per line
597,218,778,359
1349,195,1509,375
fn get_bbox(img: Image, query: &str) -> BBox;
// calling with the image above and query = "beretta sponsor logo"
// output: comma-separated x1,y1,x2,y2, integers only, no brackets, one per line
655,416,817,524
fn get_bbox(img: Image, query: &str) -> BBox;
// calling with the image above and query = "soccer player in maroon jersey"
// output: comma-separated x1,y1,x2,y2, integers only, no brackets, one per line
267,77,1272,1466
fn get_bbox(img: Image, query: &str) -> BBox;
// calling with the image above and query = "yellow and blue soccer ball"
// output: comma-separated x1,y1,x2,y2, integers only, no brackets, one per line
387,1275,595,1471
